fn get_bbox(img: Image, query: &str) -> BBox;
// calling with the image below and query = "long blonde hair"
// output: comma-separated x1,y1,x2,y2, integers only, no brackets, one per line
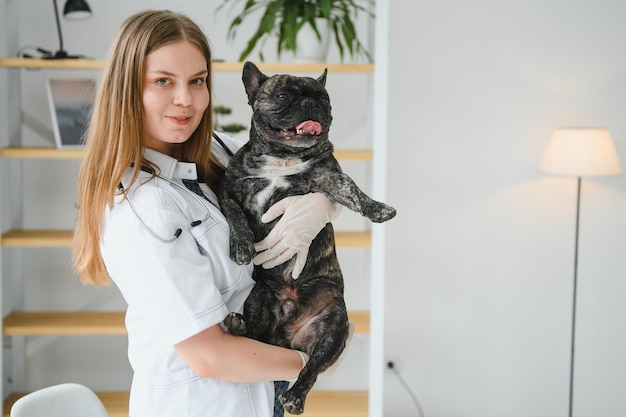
73,10,224,286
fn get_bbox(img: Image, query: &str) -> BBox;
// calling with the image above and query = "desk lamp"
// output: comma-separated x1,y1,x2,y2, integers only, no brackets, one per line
44,0,92,59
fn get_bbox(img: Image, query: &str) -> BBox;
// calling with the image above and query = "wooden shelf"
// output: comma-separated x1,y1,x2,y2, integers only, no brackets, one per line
3,310,370,336
0,147,84,159
1,230,73,247
0,58,104,70
1,230,371,248
0,58,373,74
348,310,370,334
289,390,368,416
333,150,373,161
334,231,372,247
3,389,367,417
3,312,126,335
217,62,374,74
0,147,372,161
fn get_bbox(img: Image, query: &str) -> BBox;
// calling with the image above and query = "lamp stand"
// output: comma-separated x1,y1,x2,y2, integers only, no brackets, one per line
568,176,581,417
44,0,82,59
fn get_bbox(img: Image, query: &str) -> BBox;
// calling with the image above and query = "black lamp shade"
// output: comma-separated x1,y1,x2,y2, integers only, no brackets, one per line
63,0,91,19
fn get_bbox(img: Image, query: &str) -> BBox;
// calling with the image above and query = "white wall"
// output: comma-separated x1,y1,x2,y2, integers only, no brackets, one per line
384,1,626,417
2,0,626,416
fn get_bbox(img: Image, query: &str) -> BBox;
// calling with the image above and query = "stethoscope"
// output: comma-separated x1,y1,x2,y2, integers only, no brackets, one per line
117,132,234,243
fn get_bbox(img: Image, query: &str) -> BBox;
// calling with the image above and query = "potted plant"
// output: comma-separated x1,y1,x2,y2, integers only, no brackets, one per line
216,0,374,62
214,105,247,135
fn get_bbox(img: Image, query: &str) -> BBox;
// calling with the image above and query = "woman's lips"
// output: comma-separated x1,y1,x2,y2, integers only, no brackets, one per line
167,115,192,125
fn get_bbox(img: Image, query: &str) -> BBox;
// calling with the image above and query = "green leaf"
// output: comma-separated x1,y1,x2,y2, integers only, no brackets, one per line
239,30,265,61
258,3,278,34
319,0,332,18
340,15,356,56
331,20,345,59
214,106,232,115
221,123,247,133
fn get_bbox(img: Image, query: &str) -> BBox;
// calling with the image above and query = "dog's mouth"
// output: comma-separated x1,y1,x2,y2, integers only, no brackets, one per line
270,120,323,139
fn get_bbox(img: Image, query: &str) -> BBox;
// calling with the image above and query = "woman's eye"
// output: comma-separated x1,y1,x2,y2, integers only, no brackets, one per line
155,78,171,86
191,78,206,86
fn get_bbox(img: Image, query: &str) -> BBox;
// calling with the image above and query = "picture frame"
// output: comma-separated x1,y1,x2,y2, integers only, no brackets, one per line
46,78,96,149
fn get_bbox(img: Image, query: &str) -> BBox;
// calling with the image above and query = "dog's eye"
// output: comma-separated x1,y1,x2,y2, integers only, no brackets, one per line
317,93,330,104
276,92,289,101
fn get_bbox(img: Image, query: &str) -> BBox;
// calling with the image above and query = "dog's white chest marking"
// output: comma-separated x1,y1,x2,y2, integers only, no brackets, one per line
253,156,310,207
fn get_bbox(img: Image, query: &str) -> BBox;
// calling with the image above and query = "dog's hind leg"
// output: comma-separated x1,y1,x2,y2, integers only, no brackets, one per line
280,302,350,415
223,312,248,335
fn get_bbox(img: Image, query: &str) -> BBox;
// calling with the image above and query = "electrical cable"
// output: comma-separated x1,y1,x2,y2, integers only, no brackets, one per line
387,361,426,417
16,45,46,58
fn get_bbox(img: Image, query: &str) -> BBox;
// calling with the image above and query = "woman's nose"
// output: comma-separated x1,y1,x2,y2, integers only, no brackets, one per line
173,85,192,106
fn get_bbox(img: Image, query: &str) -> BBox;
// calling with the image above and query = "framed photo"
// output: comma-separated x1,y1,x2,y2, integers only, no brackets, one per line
46,78,96,148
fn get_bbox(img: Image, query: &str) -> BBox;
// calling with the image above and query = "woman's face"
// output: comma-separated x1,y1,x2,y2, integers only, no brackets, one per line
142,40,209,157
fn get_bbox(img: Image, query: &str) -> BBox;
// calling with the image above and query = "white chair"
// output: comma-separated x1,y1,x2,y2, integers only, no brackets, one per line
10,383,109,417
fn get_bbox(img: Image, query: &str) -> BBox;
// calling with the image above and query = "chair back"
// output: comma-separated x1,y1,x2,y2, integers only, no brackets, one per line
10,383,109,417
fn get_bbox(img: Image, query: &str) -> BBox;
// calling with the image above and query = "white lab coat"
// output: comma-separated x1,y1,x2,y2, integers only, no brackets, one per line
100,135,273,417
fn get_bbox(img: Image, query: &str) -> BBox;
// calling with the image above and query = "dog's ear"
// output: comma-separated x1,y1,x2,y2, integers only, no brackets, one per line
242,61,269,106
316,68,328,87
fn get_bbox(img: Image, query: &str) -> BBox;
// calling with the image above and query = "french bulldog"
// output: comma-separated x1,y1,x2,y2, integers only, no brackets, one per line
219,61,396,415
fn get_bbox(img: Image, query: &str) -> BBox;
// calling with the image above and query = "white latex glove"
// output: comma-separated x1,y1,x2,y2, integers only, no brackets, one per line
288,351,310,384
297,350,309,369
253,193,342,279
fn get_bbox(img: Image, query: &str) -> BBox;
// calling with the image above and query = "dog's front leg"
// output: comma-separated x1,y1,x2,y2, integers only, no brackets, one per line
314,172,397,223
219,193,256,264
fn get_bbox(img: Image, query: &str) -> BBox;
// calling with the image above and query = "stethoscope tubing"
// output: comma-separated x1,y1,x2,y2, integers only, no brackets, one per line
118,165,211,243
117,132,233,243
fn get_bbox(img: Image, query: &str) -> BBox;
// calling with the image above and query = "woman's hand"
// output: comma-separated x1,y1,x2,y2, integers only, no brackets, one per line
253,193,342,278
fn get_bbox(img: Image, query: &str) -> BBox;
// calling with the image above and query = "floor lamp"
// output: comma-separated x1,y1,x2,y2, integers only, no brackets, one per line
539,127,622,417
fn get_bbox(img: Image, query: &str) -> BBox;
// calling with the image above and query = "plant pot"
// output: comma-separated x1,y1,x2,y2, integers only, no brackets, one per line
294,18,331,63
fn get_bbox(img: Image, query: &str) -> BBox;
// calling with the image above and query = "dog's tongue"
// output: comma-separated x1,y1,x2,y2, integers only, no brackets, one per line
295,120,322,136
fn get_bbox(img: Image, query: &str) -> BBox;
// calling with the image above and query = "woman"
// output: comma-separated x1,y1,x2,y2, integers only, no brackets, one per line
72,9,340,417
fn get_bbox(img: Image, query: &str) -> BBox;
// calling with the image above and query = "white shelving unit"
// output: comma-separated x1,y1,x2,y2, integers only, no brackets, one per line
0,1,390,415
368,2,390,416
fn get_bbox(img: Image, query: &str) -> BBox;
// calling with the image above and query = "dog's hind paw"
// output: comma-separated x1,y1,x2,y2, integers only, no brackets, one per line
280,392,305,415
362,202,397,223
223,312,248,335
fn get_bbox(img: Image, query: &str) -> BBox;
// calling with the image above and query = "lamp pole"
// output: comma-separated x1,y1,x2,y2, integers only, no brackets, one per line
52,0,69,58
568,176,581,417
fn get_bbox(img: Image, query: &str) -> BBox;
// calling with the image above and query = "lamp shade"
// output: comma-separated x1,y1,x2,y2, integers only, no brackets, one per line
540,128,622,177
63,0,91,20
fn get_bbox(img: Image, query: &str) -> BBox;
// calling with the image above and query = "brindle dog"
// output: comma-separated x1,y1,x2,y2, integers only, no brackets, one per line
220,61,396,415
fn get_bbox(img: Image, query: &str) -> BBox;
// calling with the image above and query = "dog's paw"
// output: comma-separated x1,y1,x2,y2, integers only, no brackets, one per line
229,238,256,265
362,202,397,223
280,392,305,415
223,312,247,335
